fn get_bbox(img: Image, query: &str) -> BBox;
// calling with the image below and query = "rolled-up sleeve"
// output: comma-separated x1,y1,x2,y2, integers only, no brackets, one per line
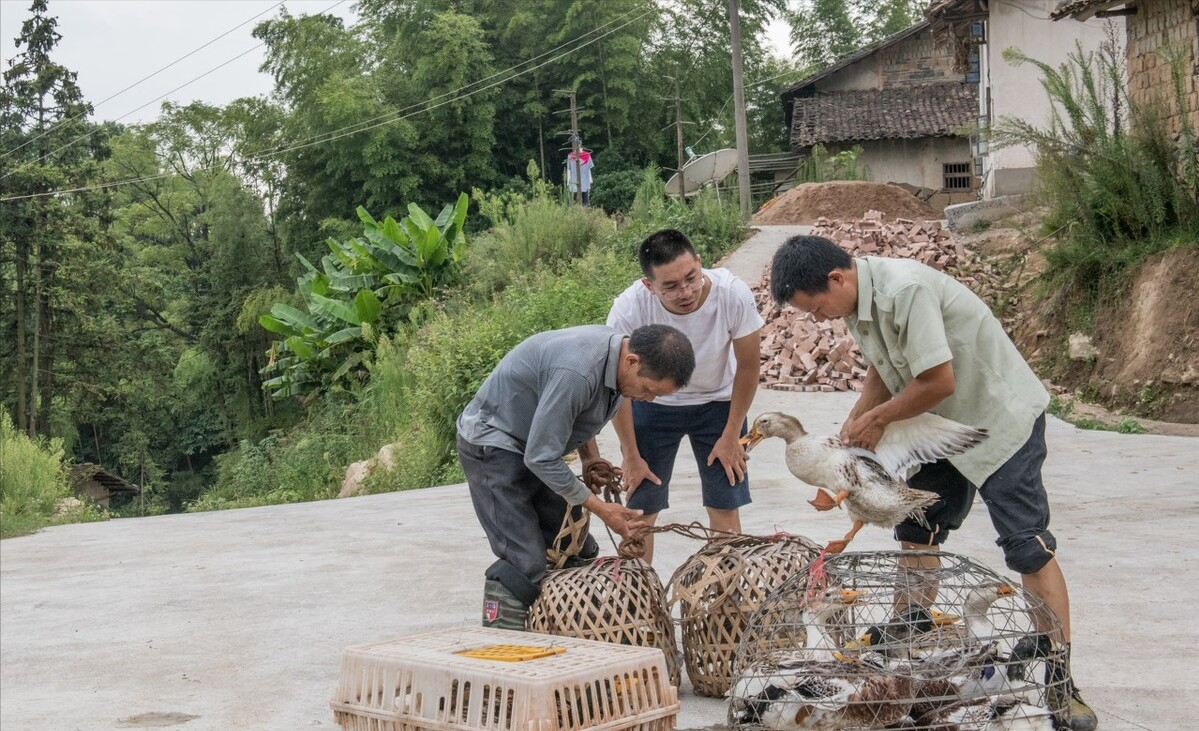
523,368,594,505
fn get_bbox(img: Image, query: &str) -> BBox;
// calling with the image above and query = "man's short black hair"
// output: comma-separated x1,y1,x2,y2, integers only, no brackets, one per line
770,235,853,304
638,229,697,278
628,324,695,388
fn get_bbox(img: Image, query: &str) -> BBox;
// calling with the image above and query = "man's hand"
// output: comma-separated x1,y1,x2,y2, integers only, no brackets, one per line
840,408,886,451
581,457,622,496
707,432,749,485
585,495,647,540
618,454,660,500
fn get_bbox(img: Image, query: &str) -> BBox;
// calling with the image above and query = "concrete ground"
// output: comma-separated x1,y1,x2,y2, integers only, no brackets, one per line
2,226,1196,731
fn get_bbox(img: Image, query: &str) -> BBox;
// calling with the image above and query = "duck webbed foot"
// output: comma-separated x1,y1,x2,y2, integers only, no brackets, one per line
824,538,852,554
808,488,846,511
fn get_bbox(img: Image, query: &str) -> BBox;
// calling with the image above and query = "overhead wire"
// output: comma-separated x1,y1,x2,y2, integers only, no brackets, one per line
243,6,649,158
0,7,655,202
1,0,290,161
0,0,349,183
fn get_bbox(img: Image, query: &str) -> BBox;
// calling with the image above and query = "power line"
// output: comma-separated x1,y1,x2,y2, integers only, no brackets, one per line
2,2,637,183
0,8,655,203
1,1,350,183
1,0,290,161
247,7,647,159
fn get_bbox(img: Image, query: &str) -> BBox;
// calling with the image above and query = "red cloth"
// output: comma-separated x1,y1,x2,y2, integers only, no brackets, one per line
567,150,591,164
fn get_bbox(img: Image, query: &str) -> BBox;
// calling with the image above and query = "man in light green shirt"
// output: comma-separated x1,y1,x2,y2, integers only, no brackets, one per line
770,235,1097,731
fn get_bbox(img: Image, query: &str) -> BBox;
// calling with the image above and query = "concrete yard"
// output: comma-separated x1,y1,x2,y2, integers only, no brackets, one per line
2,226,1196,730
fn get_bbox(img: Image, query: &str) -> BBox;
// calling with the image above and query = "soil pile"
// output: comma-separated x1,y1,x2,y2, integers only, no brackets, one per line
753,181,940,225
1013,246,1199,423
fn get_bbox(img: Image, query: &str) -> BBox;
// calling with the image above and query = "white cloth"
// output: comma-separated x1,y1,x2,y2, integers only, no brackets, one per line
606,268,764,406
566,157,594,192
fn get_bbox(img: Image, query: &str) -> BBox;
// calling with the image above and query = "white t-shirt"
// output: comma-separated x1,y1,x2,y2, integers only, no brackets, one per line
606,267,764,407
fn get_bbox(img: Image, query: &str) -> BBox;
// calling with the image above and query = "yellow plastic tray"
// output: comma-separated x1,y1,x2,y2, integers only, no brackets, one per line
455,643,568,662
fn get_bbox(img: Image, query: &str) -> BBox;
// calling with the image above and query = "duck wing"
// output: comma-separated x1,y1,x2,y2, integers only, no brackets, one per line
870,413,989,478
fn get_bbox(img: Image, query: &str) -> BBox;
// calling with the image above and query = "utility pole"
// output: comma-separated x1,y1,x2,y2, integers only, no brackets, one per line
554,89,585,205
674,77,687,201
568,90,583,206
728,0,752,219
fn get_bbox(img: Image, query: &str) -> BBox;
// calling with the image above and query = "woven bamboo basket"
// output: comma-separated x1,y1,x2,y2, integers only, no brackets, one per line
666,534,821,697
527,557,680,687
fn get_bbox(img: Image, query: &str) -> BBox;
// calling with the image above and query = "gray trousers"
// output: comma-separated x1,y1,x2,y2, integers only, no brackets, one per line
457,435,594,586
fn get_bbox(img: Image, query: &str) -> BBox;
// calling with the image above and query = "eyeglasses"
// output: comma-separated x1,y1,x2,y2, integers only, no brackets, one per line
656,273,705,300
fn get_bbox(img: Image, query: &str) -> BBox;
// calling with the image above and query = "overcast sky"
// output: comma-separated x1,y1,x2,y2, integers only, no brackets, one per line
0,0,359,125
2,0,789,127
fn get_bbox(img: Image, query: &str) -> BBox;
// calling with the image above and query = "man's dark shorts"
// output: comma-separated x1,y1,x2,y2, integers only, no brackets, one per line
625,400,752,515
895,414,1058,575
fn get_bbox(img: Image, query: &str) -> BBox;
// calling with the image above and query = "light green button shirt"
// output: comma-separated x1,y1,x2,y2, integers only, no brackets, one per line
846,257,1049,485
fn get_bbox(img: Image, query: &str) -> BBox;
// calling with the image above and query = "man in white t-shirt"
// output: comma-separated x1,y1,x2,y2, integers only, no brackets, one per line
605,229,764,563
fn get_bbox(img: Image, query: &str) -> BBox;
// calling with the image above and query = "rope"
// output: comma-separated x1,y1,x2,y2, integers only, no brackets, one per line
545,458,625,569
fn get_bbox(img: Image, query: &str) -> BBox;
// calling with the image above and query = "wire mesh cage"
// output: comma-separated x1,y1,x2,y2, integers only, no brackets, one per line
666,533,822,697
527,557,680,687
729,550,1068,730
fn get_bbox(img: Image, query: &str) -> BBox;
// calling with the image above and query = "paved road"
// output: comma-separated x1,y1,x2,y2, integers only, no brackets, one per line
2,226,1194,731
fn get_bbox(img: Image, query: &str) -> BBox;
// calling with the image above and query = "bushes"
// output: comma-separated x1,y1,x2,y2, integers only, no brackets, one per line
184,172,749,508
460,196,611,299
1,409,84,538
368,246,642,492
192,395,366,511
994,37,1199,299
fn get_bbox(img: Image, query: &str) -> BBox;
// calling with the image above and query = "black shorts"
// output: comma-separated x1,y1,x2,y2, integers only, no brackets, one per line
895,414,1058,575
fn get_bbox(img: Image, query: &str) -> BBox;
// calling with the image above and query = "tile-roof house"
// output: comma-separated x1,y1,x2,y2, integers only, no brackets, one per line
1051,0,1197,140
69,463,141,508
926,0,1119,198
779,21,982,212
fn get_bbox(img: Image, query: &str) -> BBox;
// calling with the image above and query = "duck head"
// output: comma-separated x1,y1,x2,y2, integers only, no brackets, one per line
739,412,807,452
802,585,864,653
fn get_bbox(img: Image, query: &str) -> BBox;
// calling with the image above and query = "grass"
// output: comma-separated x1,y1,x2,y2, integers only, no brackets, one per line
1046,395,1148,434
1,410,108,538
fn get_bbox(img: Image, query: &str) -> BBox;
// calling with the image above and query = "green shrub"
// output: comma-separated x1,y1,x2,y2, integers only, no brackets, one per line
193,396,366,511
993,36,1199,300
791,144,871,184
609,169,748,265
1,409,74,537
194,177,749,506
589,151,645,214
459,196,610,300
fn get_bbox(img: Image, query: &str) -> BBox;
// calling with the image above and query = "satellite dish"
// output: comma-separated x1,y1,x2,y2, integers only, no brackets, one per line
666,148,739,198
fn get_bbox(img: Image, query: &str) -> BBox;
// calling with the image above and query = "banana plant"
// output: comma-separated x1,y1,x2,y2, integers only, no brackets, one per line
259,194,469,401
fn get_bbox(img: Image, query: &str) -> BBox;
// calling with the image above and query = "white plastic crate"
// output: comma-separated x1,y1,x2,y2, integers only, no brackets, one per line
332,627,680,731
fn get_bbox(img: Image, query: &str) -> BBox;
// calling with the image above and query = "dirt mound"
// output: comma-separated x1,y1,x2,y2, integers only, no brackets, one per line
753,181,940,225
1094,247,1199,422
1012,246,1199,425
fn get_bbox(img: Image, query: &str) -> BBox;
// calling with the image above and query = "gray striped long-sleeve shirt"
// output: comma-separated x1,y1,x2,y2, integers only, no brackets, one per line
456,325,625,505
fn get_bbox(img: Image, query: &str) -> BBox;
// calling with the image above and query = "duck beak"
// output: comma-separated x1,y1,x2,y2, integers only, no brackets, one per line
839,588,863,605
739,427,764,452
844,633,872,650
997,584,1014,597
929,609,961,626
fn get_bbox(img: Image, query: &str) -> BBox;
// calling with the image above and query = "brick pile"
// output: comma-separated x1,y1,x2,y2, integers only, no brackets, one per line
756,210,966,392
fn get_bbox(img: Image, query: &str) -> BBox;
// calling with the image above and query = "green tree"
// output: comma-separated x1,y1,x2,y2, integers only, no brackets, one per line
786,0,925,70
0,0,106,439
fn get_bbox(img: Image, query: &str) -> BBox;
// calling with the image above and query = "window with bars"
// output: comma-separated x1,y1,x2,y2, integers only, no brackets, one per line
943,162,973,190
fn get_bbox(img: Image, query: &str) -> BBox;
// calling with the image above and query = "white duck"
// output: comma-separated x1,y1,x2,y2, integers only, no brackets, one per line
740,412,988,552
913,698,1055,731
730,586,864,723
